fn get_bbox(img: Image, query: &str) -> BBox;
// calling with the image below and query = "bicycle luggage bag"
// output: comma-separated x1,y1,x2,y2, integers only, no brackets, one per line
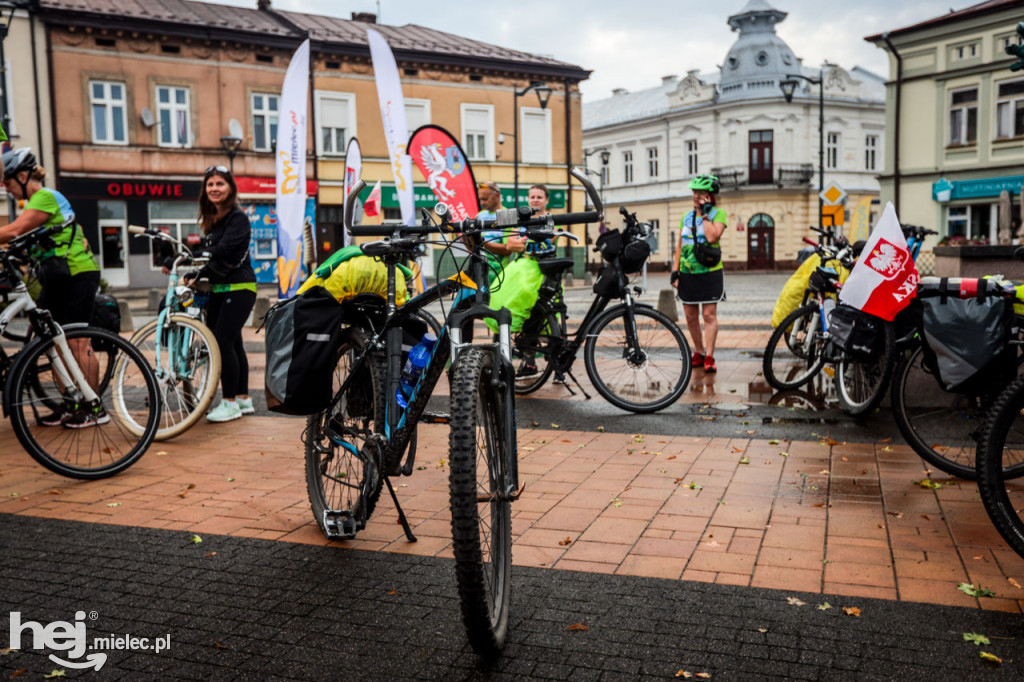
828,305,881,361
595,229,623,262
90,293,122,351
264,286,348,415
920,294,1016,395
619,239,651,273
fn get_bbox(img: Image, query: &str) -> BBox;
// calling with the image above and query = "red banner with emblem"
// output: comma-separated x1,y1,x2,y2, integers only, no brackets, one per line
407,125,479,221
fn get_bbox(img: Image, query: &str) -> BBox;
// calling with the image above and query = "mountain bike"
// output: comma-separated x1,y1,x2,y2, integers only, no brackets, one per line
0,225,160,478
511,206,690,413
304,167,602,658
123,225,221,440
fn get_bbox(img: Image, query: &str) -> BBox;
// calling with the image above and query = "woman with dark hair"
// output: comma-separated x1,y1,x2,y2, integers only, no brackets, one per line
188,166,256,422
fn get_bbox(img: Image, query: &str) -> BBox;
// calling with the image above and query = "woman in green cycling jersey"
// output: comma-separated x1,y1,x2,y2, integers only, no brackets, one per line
0,148,104,428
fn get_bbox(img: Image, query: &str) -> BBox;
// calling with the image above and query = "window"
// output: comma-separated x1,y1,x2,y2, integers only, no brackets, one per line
461,104,493,161
953,43,978,61
148,201,200,270
623,150,634,184
865,135,878,171
521,107,552,163
405,98,431,132
946,204,994,241
156,85,190,148
686,140,698,175
949,87,978,145
826,132,840,169
315,92,356,156
996,79,1024,139
252,93,279,152
647,218,660,252
90,80,127,145
600,157,610,186
647,146,659,179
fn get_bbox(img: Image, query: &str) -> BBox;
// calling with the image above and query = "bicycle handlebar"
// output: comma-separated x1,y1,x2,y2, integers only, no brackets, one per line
802,237,817,247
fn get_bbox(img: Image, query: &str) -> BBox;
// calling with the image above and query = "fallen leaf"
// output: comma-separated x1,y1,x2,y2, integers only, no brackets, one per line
980,652,1003,665
732,446,743,453
674,478,685,484
887,511,904,519
667,455,677,460
0,649,14,656
155,450,169,456
841,456,849,461
675,673,693,679
921,514,930,521
551,423,561,429
610,498,623,507
633,434,645,443
558,537,572,546
10,670,26,679
779,452,789,457
963,632,991,646
438,459,447,468
705,540,720,548
226,477,235,482
387,590,398,595
812,503,826,508
786,597,805,606
565,623,589,631
695,674,711,679
819,469,830,475
688,482,703,490
769,439,780,445
531,420,539,427
817,602,832,611
189,534,203,544
913,478,943,489
204,551,217,558
416,466,427,470
214,641,227,651
700,416,715,421
1009,578,1022,589
739,457,750,465
842,606,861,617
879,437,893,443
757,628,768,633
43,670,66,678
186,483,196,490
106,502,121,508
178,492,189,499
958,582,995,598
746,430,757,435
44,489,63,495
597,426,606,432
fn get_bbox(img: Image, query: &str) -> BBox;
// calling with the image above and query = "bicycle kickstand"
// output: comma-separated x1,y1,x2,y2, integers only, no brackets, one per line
384,476,417,542
565,370,592,400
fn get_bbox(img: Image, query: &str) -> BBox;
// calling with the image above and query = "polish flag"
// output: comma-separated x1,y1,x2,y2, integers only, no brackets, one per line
838,202,919,321
363,180,382,217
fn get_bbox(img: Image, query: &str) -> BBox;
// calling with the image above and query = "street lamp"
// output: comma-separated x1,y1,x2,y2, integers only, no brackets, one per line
513,81,553,207
582,147,610,273
780,69,824,233
220,135,243,174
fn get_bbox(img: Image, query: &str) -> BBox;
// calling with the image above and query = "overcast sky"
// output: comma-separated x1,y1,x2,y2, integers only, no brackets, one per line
216,0,963,100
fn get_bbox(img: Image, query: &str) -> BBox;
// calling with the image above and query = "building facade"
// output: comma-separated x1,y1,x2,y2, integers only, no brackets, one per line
583,0,886,271
867,0,1024,246
32,0,588,288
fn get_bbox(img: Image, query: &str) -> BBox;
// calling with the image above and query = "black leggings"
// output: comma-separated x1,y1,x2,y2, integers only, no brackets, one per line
206,289,256,400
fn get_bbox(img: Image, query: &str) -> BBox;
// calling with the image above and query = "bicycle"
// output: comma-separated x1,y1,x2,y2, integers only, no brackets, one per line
304,167,603,657
123,225,221,440
511,206,691,413
0,225,160,478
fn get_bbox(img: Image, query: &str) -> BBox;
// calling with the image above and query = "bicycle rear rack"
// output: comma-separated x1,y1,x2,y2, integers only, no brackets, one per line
322,510,358,540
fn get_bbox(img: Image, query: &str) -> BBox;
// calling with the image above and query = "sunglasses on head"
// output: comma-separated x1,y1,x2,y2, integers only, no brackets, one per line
205,165,230,176
478,182,497,191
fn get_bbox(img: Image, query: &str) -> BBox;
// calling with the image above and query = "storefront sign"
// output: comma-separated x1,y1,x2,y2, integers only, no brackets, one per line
105,182,185,198
932,174,1024,201
358,185,567,210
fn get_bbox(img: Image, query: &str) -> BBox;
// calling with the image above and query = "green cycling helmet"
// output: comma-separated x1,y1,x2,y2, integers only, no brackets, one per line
688,174,720,193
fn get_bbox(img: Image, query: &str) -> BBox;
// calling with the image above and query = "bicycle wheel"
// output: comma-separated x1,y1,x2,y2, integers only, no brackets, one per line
836,321,896,417
763,303,826,391
890,344,1006,480
129,315,222,440
583,304,691,413
305,328,385,537
513,308,560,395
977,375,1024,558
448,345,513,658
5,327,160,479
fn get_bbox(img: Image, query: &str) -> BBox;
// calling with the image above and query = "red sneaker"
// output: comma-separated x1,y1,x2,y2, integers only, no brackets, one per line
691,351,705,368
704,354,717,373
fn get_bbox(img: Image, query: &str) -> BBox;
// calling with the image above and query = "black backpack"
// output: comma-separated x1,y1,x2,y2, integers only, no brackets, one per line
264,286,348,415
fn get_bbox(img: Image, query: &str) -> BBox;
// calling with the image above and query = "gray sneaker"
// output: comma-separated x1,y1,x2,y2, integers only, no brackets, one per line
236,397,255,415
207,400,242,423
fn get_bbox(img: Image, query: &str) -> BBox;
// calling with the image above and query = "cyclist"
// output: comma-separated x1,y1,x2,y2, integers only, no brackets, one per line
672,174,727,374
0,148,104,427
477,180,527,284
185,166,256,423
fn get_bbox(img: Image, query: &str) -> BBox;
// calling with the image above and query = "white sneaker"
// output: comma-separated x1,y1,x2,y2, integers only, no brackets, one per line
236,397,255,415
207,399,242,423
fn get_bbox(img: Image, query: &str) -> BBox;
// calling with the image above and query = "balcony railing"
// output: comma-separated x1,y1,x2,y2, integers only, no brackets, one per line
709,163,814,189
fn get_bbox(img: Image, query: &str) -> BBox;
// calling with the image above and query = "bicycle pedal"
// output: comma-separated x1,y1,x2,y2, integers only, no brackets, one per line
419,412,450,424
322,510,357,540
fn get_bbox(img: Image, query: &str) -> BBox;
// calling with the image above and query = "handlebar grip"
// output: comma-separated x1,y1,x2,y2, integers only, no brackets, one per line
550,211,601,226
570,167,603,218
344,180,366,232
803,237,818,247
128,225,147,235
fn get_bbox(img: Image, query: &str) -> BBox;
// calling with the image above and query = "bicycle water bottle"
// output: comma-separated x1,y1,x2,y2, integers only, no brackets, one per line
396,333,437,409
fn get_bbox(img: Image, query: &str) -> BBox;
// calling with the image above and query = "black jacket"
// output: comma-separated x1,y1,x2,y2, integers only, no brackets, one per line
196,207,256,285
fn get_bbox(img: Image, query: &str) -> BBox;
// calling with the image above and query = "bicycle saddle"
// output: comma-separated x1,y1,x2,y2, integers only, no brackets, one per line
537,258,575,276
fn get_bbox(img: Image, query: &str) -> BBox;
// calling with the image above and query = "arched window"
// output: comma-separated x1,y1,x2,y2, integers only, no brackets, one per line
749,213,775,229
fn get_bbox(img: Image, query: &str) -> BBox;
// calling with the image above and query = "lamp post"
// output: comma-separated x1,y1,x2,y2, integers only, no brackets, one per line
582,148,610,273
780,69,824,233
220,135,243,174
513,81,553,208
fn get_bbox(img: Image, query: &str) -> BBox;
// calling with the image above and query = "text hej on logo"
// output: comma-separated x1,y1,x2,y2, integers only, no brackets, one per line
866,238,909,281
9,611,171,671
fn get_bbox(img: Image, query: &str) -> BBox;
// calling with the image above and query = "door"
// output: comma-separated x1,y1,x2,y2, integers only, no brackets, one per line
98,219,129,287
748,130,774,184
747,213,775,269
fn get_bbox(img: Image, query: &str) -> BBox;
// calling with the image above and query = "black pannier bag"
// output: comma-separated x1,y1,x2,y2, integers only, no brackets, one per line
592,263,625,298
920,294,1016,395
264,286,349,415
595,229,623,262
90,293,122,351
619,239,651,273
828,304,881,361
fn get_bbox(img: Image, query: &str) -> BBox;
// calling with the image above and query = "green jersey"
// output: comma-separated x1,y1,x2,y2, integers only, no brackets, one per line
25,188,99,276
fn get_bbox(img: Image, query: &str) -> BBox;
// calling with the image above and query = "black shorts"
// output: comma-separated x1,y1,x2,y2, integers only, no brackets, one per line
676,269,726,305
39,270,100,325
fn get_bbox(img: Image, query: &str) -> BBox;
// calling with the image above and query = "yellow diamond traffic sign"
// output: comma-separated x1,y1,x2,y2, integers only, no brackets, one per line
819,181,847,206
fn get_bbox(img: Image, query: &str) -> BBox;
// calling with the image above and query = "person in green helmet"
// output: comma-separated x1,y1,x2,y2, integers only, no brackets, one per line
671,174,727,374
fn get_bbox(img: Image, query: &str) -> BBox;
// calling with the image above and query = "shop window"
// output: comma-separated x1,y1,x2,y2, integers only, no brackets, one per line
949,87,978,145
252,93,279,152
90,80,128,145
148,201,199,270
945,204,992,242
995,79,1024,139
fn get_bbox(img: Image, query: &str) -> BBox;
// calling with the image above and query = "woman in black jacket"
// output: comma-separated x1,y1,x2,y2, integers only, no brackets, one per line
188,166,257,423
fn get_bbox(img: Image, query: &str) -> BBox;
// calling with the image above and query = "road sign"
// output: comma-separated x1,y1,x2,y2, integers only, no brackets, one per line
819,181,847,206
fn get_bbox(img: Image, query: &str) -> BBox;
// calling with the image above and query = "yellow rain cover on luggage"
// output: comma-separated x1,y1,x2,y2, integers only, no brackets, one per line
297,244,411,306
771,254,850,328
